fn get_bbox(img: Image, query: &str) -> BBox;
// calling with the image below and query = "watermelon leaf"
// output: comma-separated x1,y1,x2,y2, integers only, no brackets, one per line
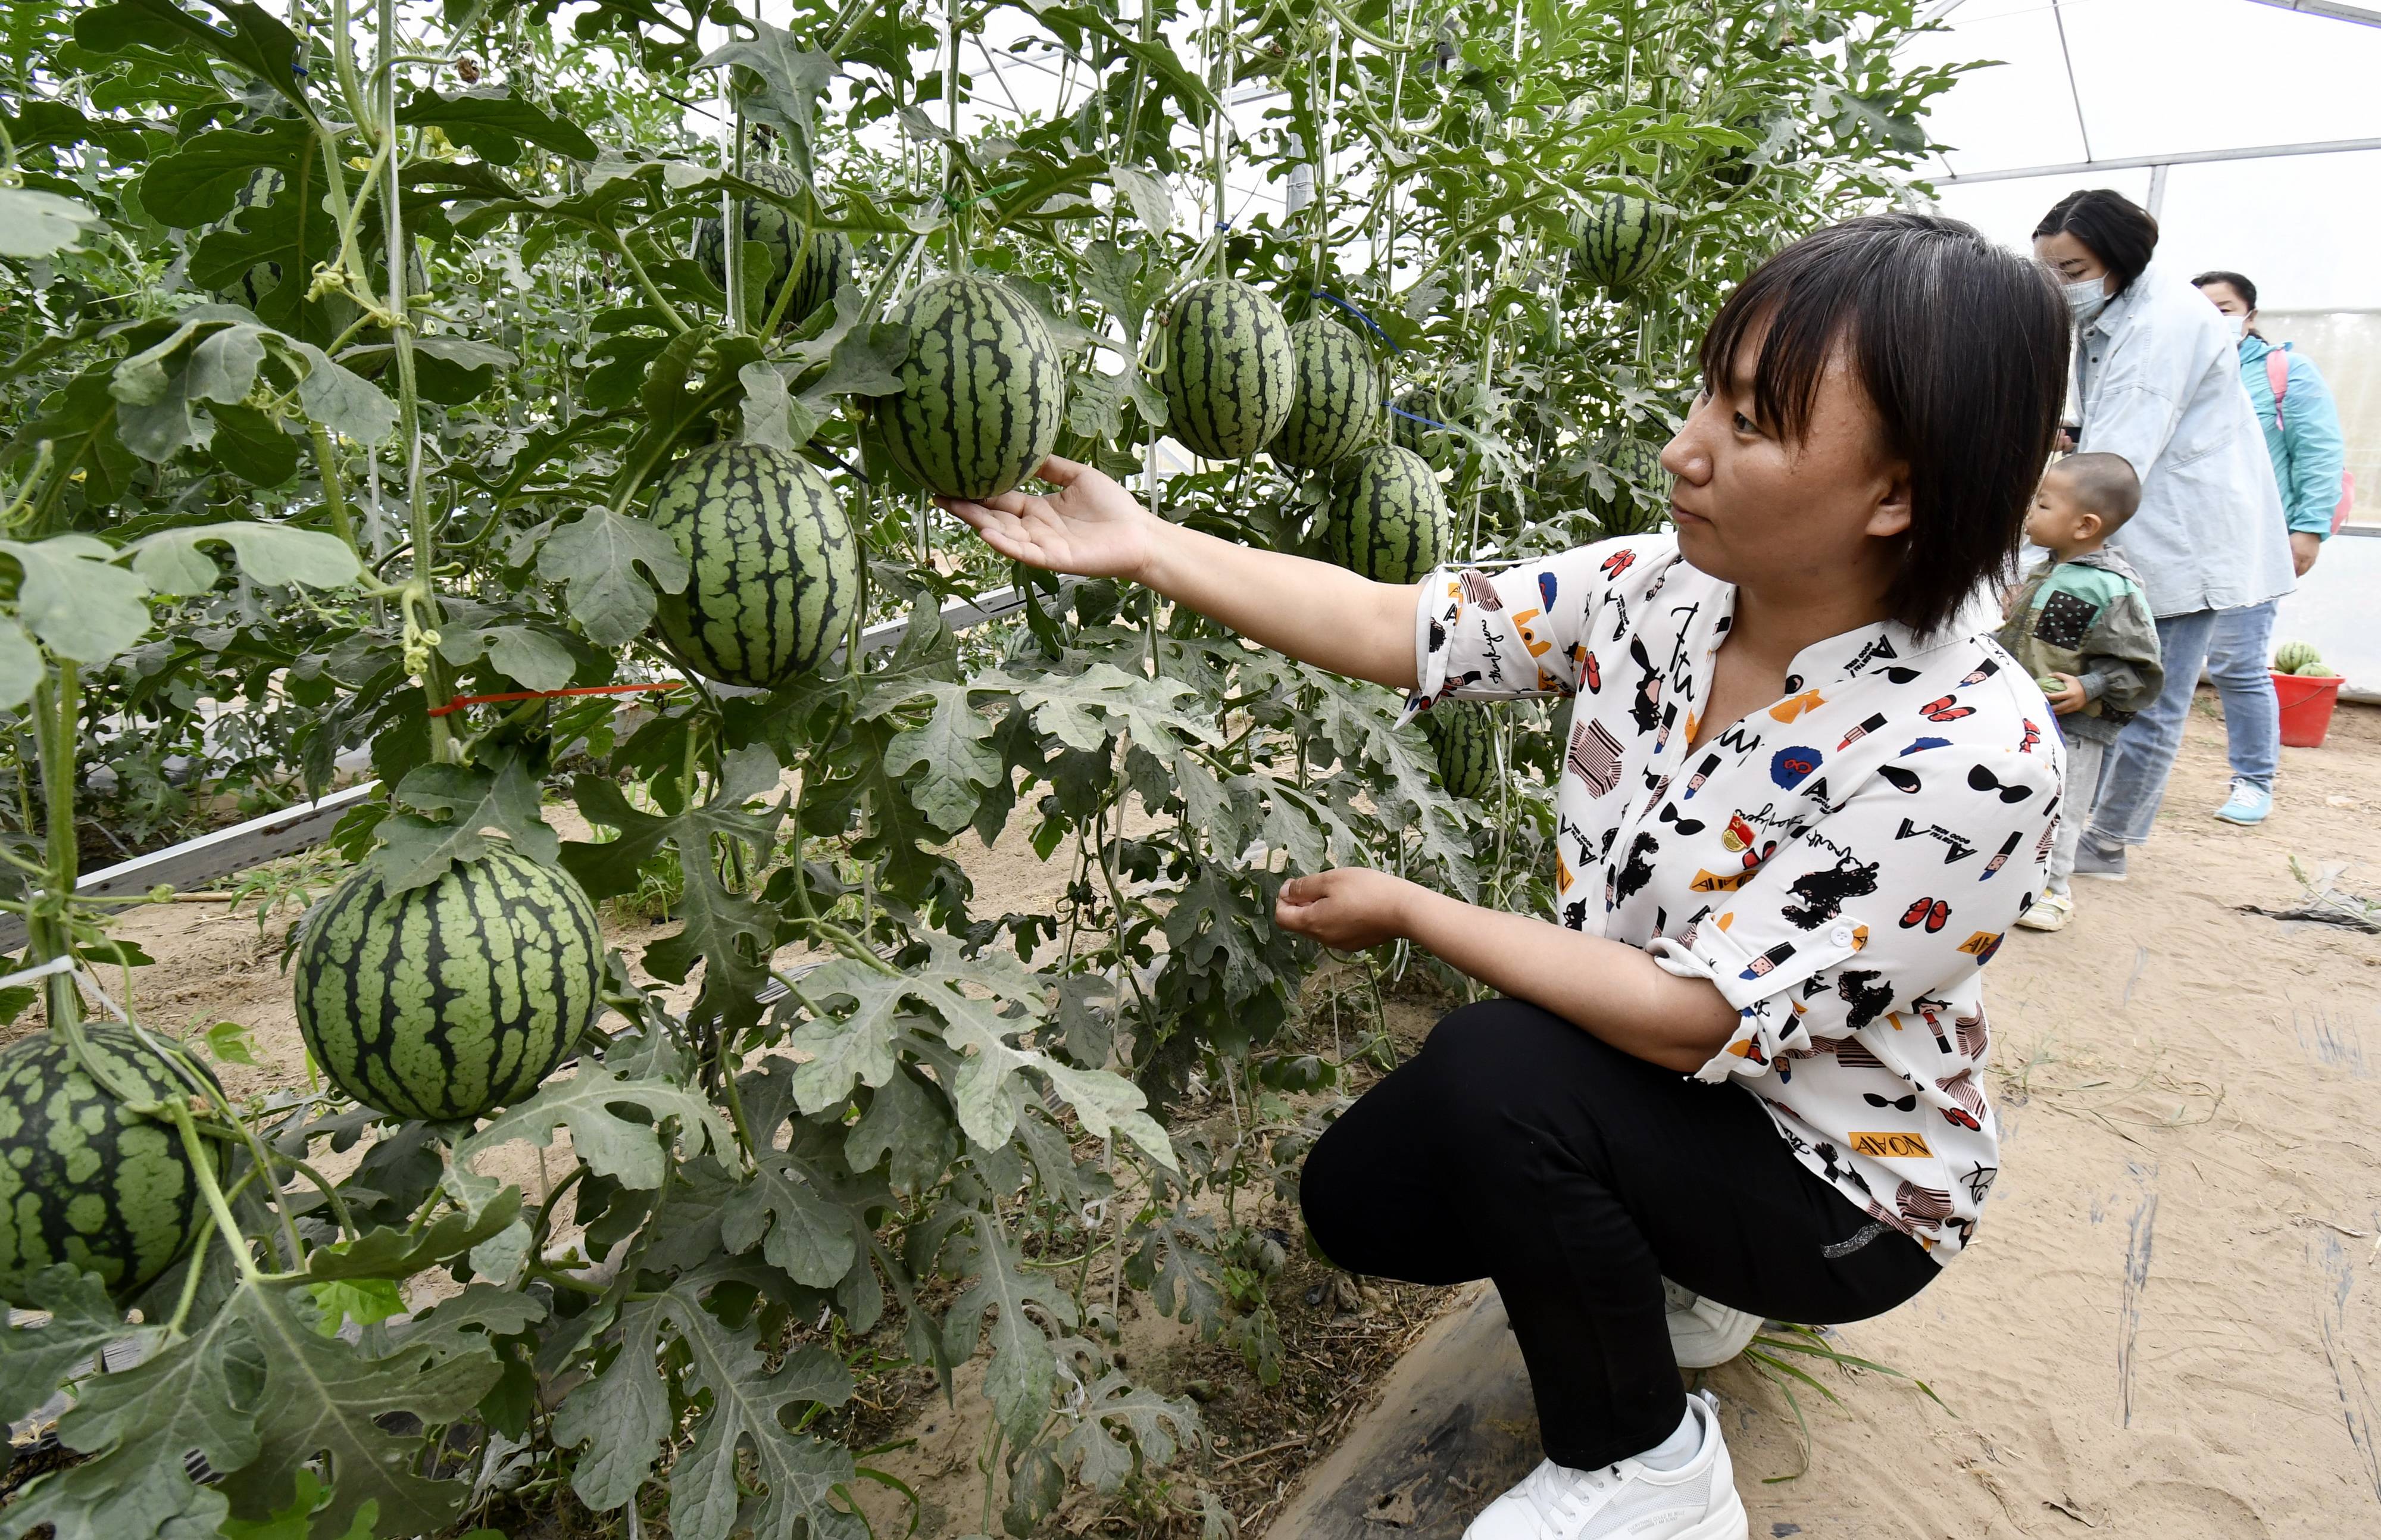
865,677,1004,832
126,521,363,595
0,188,104,259
0,535,152,664
738,359,821,453
698,22,835,158
536,504,691,650
304,1186,525,1281
842,1063,960,1194
1121,1200,1226,1339
552,1266,858,1540
72,0,308,108
396,86,599,165
448,1065,733,1198
1107,164,1173,236
16,1292,252,1540
1058,1370,1199,1494
0,1266,148,1427
127,120,307,229
977,661,1220,758
370,755,560,895
212,1279,496,1537
942,1215,1077,1442
718,1148,864,1288
563,742,786,1032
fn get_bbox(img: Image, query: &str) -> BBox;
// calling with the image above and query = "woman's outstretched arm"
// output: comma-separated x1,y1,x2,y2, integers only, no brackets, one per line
938,455,1421,691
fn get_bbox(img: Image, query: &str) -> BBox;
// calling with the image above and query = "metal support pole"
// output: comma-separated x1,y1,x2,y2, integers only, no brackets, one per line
2145,161,2170,220
1932,135,2381,185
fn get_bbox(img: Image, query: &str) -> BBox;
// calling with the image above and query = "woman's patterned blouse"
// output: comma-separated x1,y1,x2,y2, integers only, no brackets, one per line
1409,535,2063,1260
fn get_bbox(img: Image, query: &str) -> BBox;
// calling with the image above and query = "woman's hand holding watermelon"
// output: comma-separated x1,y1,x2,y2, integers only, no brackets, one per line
938,455,1161,583
943,456,1425,691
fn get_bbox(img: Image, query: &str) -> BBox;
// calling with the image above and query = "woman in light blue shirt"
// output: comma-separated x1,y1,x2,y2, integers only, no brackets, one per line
2032,190,2294,869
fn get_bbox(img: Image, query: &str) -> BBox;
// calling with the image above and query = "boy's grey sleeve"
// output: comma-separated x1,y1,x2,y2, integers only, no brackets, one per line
2077,590,2166,714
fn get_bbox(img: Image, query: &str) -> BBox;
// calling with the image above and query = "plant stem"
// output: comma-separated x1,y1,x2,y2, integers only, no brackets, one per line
310,426,358,555
30,663,79,1025
174,1100,264,1283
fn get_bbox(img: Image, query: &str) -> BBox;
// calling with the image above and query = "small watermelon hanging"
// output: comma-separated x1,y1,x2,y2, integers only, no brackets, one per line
1573,195,1669,292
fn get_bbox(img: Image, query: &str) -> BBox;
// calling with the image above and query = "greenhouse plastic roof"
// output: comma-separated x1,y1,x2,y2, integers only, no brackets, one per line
1904,0,2381,309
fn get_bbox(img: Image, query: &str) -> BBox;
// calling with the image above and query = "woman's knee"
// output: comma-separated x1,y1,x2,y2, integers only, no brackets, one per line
1419,998,1620,1139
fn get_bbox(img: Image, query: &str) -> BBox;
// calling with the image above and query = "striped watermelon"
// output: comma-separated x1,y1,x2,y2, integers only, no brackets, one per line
1390,389,1457,466
1593,435,1671,536
295,847,602,1123
876,274,1067,499
0,1026,225,1301
1327,444,1449,583
1573,195,1667,291
205,168,286,311
1160,280,1295,461
1420,706,1498,801
647,441,860,689
693,163,849,327
785,229,855,324
1270,318,1384,470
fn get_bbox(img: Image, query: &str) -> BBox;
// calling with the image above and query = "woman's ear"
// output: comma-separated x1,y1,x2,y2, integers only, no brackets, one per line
1867,464,1914,540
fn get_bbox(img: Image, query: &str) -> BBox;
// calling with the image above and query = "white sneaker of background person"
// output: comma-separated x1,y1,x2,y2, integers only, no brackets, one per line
1663,1279,1763,1369
1463,1391,1748,1540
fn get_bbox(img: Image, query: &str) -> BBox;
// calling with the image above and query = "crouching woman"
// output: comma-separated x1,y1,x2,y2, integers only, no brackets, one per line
940,213,2067,1540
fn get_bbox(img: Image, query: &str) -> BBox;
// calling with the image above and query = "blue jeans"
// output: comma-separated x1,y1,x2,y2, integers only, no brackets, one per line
2089,603,2282,848
2205,598,2282,789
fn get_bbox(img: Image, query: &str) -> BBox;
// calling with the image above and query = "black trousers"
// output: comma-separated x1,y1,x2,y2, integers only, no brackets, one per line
1298,998,1941,1468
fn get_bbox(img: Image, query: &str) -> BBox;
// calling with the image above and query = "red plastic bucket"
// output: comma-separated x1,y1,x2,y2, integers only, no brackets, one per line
2271,670,2345,749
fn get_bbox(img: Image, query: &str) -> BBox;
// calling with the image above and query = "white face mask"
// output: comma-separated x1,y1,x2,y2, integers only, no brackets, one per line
2218,311,2248,339
2062,276,2110,327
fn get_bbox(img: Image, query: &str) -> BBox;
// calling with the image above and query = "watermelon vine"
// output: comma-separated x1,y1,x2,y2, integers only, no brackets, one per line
0,1,1963,1535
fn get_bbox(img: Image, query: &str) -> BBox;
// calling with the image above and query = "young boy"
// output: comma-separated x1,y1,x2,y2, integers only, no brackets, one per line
1998,452,2164,932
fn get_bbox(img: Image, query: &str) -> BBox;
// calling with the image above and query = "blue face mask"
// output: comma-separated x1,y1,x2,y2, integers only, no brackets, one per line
2062,276,2109,328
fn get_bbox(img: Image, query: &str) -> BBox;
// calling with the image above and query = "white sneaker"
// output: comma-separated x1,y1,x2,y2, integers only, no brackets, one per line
2014,891,2073,932
1663,1279,1763,1369
1463,1394,1749,1539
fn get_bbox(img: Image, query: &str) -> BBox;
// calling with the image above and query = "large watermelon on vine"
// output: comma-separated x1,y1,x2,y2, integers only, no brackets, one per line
692,162,852,327
1573,195,1668,291
0,1026,226,1301
1270,318,1384,470
294,848,602,1122
876,273,1067,499
1327,444,1449,583
1161,279,1295,461
646,441,860,688
1420,705,1498,801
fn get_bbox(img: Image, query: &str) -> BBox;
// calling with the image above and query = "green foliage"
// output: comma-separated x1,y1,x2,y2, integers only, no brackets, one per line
0,0,1966,1530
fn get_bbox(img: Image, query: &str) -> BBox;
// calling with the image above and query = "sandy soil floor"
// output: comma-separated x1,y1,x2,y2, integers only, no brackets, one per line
1681,695,2381,1537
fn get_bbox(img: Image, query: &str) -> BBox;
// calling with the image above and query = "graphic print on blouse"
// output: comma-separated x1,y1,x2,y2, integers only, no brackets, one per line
1407,535,2062,1260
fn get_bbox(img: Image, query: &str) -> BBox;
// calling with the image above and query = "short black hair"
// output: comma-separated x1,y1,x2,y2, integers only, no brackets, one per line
2193,269,2257,310
1698,213,2071,638
2048,452,2141,530
2033,189,2159,293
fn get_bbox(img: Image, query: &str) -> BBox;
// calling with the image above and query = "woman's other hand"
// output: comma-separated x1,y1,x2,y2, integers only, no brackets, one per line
937,455,1158,582
1274,868,1419,951
2291,530,2322,577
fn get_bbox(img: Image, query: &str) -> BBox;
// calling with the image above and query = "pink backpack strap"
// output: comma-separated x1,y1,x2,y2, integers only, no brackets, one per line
2265,348,2290,432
